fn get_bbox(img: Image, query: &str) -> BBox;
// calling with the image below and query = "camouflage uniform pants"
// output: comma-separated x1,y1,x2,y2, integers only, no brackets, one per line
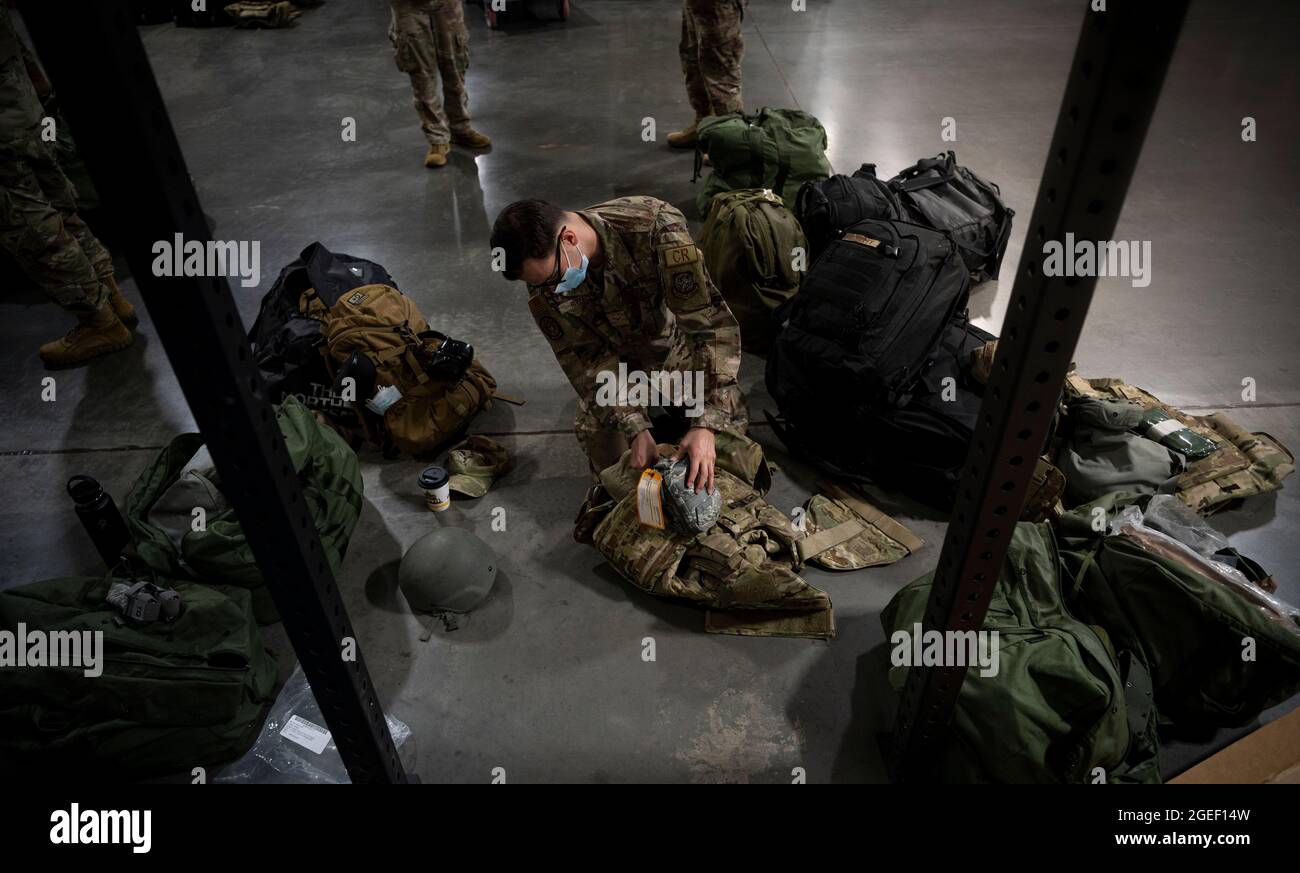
574,336,749,473
680,0,746,119
0,19,110,315
389,0,473,146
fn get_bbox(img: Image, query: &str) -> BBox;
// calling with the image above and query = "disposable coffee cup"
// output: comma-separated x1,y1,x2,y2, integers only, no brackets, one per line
418,465,450,512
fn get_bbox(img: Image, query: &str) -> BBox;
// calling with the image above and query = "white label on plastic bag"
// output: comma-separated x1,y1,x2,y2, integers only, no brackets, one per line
1147,417,1184,439
280,714,331,755
636,469,665,529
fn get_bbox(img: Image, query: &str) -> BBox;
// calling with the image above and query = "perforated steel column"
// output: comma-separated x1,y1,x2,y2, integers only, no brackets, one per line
23,2,410,783
889,0,1189,781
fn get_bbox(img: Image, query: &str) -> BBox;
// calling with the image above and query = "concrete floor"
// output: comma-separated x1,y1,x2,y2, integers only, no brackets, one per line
2,0,1297,782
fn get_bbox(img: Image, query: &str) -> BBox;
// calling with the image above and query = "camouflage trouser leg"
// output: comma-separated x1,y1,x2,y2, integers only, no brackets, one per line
389,0,472,146
574,401,749,477
680,0,745,118
575,400,631,475
0,145,104,314
30,145,112,280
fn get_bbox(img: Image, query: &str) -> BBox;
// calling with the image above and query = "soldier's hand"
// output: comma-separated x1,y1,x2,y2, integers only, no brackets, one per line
673,427,716,495
629,429,658,472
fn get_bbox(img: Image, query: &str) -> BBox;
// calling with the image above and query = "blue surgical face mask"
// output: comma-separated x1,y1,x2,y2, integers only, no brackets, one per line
555,241,589,294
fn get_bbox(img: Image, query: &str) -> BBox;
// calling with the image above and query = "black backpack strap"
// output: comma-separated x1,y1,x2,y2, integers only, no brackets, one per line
892,151,960,193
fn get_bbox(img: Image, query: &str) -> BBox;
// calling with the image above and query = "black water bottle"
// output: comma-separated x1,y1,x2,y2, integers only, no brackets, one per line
67,475,132,569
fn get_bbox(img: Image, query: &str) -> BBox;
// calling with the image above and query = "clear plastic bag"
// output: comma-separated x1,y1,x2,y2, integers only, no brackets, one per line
215,665,415,784
1140,494,1231,557
1109,498,1300,636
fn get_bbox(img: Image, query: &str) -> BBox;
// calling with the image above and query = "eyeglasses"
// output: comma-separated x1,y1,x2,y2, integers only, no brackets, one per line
526,226,568,294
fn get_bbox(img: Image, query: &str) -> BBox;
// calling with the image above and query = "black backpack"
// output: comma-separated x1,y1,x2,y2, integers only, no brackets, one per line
247,242,395,410
795,164,901,260
889,151,1014,283
768,317,994,509
768,216,970,409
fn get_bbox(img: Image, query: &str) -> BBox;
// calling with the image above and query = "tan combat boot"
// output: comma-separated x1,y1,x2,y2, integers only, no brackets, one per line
451,129,492,149
666,120,700,149
102,275,138,330
39,304,133,368
425,143,451,168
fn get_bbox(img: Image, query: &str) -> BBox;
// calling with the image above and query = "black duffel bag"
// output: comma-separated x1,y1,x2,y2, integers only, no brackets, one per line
889,150,1014,283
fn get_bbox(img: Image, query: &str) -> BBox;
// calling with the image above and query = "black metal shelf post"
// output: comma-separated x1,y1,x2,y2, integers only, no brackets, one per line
889,0,1189,781
23,1,410,783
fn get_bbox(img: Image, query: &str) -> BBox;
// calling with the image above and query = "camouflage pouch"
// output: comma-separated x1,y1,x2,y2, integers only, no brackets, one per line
799,485,922,571
1176,415,1295,515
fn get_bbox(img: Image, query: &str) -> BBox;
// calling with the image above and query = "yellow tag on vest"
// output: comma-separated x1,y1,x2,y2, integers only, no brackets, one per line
636,469,665,529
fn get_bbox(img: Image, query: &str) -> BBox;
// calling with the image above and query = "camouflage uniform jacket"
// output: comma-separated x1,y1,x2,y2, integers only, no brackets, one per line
527,196,744,439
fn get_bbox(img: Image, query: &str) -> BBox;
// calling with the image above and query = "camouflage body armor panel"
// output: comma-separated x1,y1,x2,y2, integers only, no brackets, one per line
1065,374,1294,515
575,437,921,637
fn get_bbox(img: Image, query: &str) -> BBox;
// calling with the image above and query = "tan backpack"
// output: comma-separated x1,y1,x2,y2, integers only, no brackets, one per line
309,283,496,456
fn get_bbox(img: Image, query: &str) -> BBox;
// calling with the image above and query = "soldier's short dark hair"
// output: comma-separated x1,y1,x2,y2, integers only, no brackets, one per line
491,199,566,281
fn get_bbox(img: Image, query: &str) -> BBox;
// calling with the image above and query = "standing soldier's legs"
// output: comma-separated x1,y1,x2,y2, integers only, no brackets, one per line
679,1,711,121
390,1,453,165
668,1,708,148
670,0,745,148
431,0,488,147
29,145,136,328
691,0,745,116
0,153,132,366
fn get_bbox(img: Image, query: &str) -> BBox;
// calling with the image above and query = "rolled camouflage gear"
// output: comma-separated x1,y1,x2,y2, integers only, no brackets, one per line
224,1,302,28
447,435,509,498
969,339,998,385
106,580,183,624
654,458,722,535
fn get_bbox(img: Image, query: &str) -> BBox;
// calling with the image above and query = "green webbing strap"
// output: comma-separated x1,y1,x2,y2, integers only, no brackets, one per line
746,125,766,189
795,518,866,565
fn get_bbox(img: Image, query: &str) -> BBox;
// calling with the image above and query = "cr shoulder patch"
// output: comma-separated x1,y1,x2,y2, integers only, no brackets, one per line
661,244,699,269
347,290,367,306
672,270,699,300
539,315,564,341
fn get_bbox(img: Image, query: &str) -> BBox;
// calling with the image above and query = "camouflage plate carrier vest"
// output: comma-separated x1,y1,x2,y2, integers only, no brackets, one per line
1065,373,1294,515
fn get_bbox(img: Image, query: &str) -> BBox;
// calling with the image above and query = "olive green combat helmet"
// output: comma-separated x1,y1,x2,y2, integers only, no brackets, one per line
398,527,497,613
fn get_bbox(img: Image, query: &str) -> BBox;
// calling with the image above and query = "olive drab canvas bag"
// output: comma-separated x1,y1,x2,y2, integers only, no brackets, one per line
888,150,1015,283
1056,494,1300,728
883,522,1162,784
0,573,277,779
699,188,807,355
693,108,831,218
124,396,363,624
314,282,497,457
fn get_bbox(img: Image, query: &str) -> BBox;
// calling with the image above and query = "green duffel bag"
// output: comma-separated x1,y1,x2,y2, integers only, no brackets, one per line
699,188,807,355
694,107,831,218
0,573,277,779
882,522,1160,784
124,396,363,624
1057,493,1300,727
